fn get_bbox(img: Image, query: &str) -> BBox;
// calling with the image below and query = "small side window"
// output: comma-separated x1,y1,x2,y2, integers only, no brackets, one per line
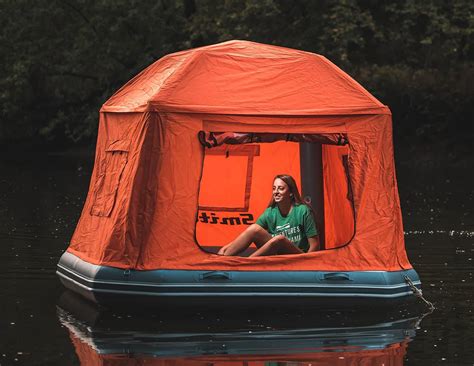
90,139,130,217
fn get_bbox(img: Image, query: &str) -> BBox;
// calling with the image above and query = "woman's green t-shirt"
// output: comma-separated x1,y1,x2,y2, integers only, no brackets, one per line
255,204,318,252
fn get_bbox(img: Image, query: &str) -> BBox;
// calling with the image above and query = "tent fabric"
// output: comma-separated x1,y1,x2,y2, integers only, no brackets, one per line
322,144,354,249
101,40,389,116
68,40,412,272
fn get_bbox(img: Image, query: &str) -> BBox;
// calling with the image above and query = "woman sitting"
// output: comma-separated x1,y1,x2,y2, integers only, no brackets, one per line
218,174,319,257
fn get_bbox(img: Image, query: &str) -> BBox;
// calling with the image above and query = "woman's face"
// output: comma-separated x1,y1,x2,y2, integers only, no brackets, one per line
272,178,291,204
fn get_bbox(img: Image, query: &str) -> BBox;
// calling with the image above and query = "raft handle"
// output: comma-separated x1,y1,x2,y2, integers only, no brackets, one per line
200,271,231,280
323,272,352,281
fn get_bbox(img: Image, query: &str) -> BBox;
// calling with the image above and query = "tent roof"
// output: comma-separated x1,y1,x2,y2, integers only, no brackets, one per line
102,40,389,116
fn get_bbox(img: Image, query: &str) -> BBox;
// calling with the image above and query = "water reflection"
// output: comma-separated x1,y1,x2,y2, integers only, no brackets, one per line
57,291,427,365
405,229,474,238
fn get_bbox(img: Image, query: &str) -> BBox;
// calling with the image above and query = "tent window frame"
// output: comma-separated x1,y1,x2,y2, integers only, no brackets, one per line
195,131,356,256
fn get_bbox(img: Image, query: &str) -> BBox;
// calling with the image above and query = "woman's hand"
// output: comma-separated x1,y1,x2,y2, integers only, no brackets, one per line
307,236,320,252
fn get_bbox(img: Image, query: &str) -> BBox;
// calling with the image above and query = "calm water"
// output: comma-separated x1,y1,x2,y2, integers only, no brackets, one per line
0,152,472,366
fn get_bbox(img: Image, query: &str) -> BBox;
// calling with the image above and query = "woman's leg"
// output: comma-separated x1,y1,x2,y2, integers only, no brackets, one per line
249,235,303,257
218,224,272,256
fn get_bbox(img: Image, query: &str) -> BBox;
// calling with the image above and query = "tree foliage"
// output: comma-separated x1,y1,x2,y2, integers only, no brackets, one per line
1,0,472,154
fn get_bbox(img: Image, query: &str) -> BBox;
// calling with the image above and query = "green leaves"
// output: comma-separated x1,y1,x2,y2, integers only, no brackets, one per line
0,0,472,152
0,0,189,145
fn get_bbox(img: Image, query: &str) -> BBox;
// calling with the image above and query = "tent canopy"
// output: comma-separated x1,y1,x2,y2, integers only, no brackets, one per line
102,40,389,115
68,40,411,272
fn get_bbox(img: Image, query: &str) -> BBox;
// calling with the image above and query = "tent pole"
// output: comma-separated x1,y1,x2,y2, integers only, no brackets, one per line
300,142,325,249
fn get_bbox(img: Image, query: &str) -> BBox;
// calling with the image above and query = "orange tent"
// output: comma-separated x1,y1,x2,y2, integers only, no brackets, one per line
67,40,412,272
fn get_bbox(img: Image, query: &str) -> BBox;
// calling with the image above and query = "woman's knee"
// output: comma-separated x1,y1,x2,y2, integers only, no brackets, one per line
273,235,292,250
273,234,286,243
264,235,285,248
248,224,265,235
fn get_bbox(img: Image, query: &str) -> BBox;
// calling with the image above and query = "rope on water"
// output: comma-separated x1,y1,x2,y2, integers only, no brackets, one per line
404,275,436,311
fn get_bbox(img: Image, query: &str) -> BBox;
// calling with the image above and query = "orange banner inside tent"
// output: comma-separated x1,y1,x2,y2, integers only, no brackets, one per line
67,40,411,272
196,141,302,248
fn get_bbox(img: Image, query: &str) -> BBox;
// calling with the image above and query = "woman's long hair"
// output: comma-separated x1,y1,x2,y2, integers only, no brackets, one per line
268,174,318,231
268,174,305,208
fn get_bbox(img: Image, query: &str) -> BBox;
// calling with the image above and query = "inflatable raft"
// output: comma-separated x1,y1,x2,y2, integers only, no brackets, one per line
57,40,422,305
58,251,420,304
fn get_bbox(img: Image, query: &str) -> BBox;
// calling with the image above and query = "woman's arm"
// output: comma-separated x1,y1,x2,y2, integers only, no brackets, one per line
307,236,320,253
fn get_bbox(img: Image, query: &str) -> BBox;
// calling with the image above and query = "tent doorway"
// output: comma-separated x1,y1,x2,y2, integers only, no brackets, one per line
196,132,355,256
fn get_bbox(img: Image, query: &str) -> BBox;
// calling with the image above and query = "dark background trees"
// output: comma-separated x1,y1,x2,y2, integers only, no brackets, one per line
1,0,472,162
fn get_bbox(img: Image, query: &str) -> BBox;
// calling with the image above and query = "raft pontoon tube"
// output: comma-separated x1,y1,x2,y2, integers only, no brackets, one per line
57,252,420,304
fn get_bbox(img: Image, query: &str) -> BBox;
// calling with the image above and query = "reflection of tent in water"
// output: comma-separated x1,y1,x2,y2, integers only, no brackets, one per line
57,292,420,365
57,40,421,303
66,320,413,366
